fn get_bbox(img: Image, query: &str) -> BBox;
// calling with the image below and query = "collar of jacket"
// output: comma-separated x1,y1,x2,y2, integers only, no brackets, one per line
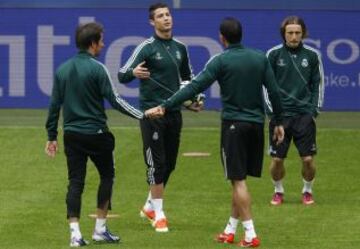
153,33,173,42
226,43,244,50
78,50,95,58
284,42,303,53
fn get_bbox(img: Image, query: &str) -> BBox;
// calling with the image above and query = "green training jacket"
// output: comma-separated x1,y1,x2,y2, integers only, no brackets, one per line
117,34,193,112
265,43,324,117
162,43,283,124
46,51,144,141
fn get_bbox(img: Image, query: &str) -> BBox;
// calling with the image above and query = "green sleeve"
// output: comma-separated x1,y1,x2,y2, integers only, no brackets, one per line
45,74,63,141
263,50,278,115
179,45,193,81
310,54,324,117
267,50,277,72
99,66,144,120
263,57,283,124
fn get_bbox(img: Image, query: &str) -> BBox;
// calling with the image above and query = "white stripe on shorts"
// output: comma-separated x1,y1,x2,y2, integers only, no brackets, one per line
146,147,155,184
222,147,228,179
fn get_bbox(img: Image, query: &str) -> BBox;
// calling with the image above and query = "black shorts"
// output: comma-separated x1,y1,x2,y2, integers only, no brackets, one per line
269,114,317,158
221,120,264,181
140,111,182,185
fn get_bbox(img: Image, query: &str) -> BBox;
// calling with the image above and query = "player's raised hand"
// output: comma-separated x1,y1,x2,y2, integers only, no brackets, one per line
133,61,150,79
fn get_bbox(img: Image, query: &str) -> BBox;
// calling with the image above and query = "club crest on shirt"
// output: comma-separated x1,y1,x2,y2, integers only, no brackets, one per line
176,51,181,60
155,52,163,60
277,58,286,67
301,58,309,67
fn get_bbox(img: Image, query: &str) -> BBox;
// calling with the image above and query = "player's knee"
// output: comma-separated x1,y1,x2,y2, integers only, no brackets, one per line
68,179,85,195
301,156,313,166
231,179,247,187
100,177,113,189
272,157,284,167
100,171,115,181
147,167,165,185
148,176,164,185
165,165,176,176
98,163,115,178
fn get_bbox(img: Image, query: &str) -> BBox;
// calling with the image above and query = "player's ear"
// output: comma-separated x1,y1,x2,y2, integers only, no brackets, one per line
219,33,227,46
149,19,155,27
89,41,96,50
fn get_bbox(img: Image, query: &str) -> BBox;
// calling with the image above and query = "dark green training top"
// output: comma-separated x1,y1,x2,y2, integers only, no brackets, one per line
46,51,144,141
265,43,324,117
162,43,283,124
117,34,193,112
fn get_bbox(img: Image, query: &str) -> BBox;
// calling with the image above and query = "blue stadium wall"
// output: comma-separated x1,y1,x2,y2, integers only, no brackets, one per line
1,0,360,10
0,6,359,110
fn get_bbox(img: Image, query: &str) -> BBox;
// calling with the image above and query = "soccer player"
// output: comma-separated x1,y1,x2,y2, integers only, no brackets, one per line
45,22,144,247
117,2,202,232
146,17,284,247
264,16,325,206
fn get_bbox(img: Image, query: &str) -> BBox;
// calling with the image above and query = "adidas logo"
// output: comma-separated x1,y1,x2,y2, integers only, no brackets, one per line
269,146,277,154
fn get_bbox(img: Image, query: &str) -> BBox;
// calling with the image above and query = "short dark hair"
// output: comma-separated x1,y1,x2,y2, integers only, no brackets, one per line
280,16,308,41
149,2,169,20
219,17,242,44
75,22,104,50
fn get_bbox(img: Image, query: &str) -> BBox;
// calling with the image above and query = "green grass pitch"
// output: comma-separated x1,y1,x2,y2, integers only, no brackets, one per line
0,109,359,249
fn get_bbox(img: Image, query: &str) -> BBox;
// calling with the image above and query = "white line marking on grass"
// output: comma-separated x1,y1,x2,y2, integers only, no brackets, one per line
182,152,211,157
88,214,120,219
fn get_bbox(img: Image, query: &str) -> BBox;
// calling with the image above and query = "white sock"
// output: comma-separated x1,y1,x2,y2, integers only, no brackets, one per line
272,179,284,193
143,191,153,211
224,216,239,234
302,179,314,194
152,198,165,221
242,219,256,242
70,222,82,239
95,218,106,233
